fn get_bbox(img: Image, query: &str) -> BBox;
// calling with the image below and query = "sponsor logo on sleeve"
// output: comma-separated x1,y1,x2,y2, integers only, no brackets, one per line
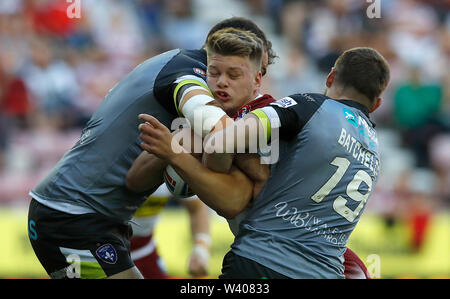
271,97,298,108
193,68,207,78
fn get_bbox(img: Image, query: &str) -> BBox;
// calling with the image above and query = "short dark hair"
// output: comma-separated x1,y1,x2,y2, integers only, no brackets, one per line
206,17,277,67
334,47,390,103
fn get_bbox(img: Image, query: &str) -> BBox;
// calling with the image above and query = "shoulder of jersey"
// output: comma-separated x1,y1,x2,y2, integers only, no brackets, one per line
271,93,327,108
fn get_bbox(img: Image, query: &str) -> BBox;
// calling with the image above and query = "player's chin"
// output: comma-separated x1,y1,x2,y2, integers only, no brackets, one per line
217,101,233,115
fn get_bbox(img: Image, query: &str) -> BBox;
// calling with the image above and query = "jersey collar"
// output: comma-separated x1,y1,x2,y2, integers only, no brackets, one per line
338,100,370,117
233,94,276,119
337,100,375,127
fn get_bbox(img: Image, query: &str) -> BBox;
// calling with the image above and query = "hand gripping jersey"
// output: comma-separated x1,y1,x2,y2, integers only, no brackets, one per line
30,49,210,222
231,93,380,278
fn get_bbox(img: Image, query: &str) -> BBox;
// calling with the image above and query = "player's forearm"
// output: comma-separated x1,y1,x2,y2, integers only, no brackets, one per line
202,153,234,174
125,151,167,193
183,198,211,278
169,153,252,219
200,115,235,173
183,199,211,238
203,113,266,155
234,154,270,199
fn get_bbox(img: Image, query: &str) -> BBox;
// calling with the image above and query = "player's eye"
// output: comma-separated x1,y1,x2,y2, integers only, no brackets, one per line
228,73,240,80
208,70,219,77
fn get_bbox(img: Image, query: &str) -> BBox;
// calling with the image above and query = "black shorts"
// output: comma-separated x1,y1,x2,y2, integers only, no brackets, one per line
28,198,134,279
220,251,289,279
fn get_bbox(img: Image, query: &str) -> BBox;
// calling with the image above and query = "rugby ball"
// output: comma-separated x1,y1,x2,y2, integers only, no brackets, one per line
163,165,195,198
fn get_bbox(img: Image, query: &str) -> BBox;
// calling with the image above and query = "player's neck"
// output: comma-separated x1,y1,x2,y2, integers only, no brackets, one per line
326,87,371,110
241,91,262,108
227,92,262,117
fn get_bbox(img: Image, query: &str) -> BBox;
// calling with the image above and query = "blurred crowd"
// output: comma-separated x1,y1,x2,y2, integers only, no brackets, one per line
0,0,449,249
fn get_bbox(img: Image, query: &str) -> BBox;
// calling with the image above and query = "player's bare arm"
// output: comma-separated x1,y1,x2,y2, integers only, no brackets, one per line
126,151,167,193
178,87,235,174
201,112,271,201
139,114,253,219
204,112,267,155
234,154,270,200
126,126,203,193
182,198,211,277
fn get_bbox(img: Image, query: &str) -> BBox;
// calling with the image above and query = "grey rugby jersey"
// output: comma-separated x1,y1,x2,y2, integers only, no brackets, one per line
231,93,380,278
30,49,210,222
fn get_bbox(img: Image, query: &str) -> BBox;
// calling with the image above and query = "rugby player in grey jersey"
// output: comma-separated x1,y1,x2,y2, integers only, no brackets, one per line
140,47,390,278
27,19,267,279
126,18,277,278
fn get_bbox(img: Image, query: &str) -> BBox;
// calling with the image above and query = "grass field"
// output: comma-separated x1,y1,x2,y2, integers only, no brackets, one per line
0,206,448,278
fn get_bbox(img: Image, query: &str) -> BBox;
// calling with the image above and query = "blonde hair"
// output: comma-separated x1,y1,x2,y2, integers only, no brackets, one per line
205,28,263,72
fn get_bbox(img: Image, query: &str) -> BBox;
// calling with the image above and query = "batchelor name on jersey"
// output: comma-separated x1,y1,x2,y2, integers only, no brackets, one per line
337,126,380,177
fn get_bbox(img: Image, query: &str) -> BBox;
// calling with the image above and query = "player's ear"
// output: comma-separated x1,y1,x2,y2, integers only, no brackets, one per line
254,69,262,89
326,68,336,88
369,97,382,113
